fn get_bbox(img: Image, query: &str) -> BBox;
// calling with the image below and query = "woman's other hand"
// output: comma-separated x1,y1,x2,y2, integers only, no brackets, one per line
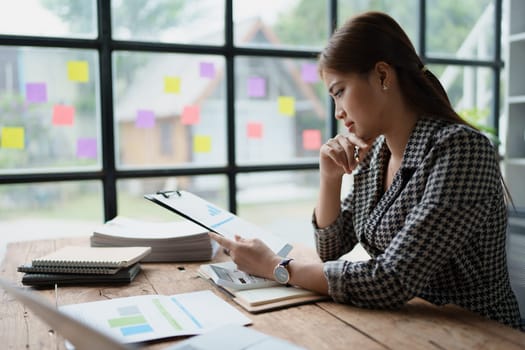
208,232,280,280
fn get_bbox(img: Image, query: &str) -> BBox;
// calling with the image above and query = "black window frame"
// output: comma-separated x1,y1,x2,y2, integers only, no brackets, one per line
0,0,504,221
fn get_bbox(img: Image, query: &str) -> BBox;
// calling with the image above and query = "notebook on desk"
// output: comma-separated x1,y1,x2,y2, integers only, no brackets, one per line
20,263,142,287
31,246,151,269
199,261,328,313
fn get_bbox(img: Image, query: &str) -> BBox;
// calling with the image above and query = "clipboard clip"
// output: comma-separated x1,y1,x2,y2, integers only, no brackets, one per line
156,190,181,198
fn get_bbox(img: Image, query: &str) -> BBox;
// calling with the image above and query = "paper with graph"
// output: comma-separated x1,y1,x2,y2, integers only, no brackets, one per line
59,290,251,344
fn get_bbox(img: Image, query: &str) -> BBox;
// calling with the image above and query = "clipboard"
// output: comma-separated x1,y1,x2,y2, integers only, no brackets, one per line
144,190,292,257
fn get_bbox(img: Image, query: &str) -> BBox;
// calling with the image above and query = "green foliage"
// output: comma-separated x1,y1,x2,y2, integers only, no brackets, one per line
427,0,493,55
273,1,327,47
41,0,94,33
459,107,499,145
42,0,186,35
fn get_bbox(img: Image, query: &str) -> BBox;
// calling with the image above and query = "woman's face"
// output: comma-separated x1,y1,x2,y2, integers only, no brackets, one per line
322,69,386,142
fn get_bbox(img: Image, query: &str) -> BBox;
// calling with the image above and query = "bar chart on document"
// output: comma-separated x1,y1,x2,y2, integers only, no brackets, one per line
59,290,251,343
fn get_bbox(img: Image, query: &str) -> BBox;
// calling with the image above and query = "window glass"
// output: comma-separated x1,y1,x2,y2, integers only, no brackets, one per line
0,0,97,38
235,56,328,165
233,0,329,50
430,64,496,141
113,51,226,169
337,0,419,52
0,47,101,173
427,0,495,59
117,175,228,220
236,170,319,247
111,0,225,45
0,181,103,256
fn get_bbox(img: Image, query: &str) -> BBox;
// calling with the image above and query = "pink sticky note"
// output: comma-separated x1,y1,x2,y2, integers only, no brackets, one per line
248,77,266,97
247,122,263,139
136,109,155,128
52,104,75,125
301,63,319,83
25,83,47,103
303,129,321,150
200,62,215,78
182,105,200,125
77,138,97,159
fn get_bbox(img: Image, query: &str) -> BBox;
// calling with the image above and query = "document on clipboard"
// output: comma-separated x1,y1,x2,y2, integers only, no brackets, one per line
144,190,292,257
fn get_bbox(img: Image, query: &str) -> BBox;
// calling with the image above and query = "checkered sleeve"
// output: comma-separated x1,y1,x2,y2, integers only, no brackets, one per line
323,127,503,308
312,191,359,260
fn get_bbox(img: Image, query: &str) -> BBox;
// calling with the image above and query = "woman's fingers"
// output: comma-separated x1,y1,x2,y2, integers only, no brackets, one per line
325,135,368,173
209,232,233,250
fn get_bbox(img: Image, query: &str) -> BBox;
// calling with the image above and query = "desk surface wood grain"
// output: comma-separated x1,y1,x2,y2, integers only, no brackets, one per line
1,237,524,350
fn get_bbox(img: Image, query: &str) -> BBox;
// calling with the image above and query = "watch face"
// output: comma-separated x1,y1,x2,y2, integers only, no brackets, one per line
274,266,290,284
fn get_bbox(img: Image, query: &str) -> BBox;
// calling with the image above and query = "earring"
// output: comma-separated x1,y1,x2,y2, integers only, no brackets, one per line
382,84,388,91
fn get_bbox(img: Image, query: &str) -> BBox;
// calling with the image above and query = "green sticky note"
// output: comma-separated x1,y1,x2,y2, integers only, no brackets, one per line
1,127,25,149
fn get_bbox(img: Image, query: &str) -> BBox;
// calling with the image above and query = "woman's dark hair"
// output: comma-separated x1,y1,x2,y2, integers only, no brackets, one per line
319,11,513,205
318,11,469,127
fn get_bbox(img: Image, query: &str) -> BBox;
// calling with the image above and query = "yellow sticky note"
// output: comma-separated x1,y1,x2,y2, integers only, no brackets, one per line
1,127,25,149
164,77,181,93
278,96,295,117
194,135,211,153
67,61,89,82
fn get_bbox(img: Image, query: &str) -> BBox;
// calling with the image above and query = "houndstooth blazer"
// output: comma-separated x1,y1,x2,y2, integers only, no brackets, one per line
313,117,523,329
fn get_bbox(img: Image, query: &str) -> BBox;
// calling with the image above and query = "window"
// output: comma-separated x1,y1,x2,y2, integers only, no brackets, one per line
0,1,504,249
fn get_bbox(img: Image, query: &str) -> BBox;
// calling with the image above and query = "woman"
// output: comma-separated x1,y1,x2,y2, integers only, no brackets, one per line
210,11,523,329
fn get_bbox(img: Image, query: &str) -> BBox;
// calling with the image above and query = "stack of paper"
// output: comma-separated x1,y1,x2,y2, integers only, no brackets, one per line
90,216,218,262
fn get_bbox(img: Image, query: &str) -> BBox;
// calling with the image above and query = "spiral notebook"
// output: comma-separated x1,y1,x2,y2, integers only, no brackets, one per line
20,263,143,287
30,246,151,272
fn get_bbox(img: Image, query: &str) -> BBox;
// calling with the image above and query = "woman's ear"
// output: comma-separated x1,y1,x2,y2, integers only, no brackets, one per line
374,61,391,91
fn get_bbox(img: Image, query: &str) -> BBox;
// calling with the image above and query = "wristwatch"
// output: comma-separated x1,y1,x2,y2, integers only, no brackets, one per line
273,258,293,284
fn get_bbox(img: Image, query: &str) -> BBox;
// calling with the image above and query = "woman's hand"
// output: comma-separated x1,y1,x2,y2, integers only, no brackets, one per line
320,134,369,177
208,232,281,280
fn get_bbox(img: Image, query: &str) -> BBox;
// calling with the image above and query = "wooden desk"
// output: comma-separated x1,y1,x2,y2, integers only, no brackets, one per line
1,237,524,350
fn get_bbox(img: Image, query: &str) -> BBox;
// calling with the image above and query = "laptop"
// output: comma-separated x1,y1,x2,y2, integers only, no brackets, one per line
0,277,133,350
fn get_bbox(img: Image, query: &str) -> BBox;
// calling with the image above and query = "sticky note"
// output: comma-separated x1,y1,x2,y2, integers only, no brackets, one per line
303,129,321,150
77,138,97,159
135,109,155,128
67,61,89,82
164,77,181,93
247,122,263,139
1,127,24,149
25,82,47,103
278,96,295,117
200,62,215,78
248,77,266,97
182,105,200,125
301,63,319,83
194,135,211,153
52,104,75,125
